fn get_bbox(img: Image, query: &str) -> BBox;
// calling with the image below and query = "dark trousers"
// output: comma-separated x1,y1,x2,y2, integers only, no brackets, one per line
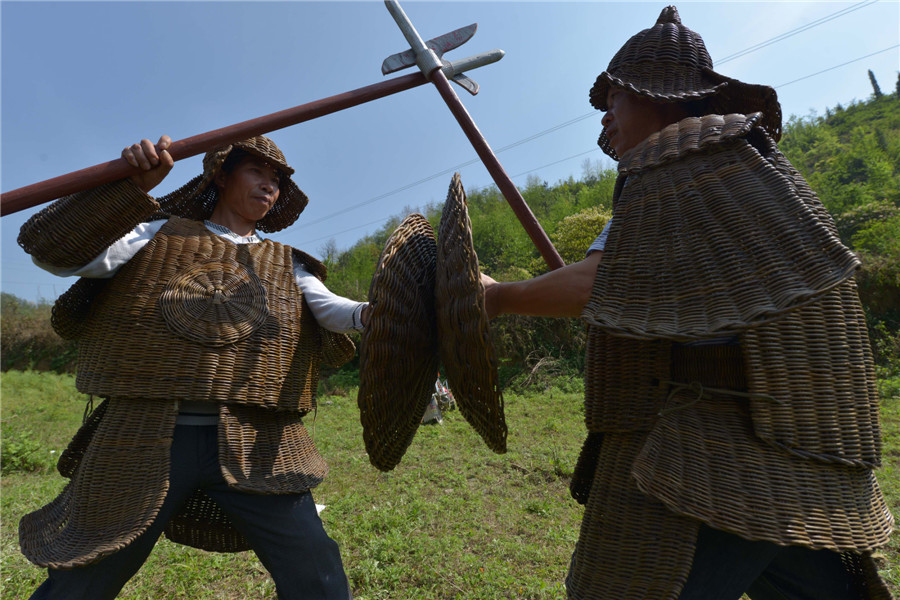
30,425,351,600
678,524,862,600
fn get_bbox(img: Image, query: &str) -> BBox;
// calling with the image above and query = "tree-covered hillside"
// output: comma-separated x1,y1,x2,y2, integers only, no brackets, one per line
780,91,900,373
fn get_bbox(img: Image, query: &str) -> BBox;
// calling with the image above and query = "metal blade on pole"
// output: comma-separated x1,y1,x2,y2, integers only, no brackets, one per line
0,49,502,217
382,23,477,75
383,0,564,270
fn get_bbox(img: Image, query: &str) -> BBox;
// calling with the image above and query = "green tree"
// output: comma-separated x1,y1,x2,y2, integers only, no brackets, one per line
869,69,883,98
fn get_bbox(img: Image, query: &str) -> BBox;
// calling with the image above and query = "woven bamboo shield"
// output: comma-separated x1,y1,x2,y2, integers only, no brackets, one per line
357,214,439,471
436,174,507,453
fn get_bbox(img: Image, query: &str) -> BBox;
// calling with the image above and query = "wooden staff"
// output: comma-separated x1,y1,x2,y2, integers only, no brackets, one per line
384,0,564,270
0,74,431,217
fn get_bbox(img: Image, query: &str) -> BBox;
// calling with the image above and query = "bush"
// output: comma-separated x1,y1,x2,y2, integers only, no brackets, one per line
551,206,612,265
1,424,52,475
318,358,361,398
1,293,77,373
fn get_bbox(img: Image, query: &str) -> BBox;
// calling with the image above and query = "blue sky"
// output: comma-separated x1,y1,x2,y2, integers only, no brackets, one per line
2,0,898,303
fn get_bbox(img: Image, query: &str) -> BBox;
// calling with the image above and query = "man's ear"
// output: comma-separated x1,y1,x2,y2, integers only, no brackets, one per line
214,169,227,190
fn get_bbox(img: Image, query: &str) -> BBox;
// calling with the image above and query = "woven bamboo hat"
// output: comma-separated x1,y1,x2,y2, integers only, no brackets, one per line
357,213,439,471
157,136,308,233
590,6,782,160
436,173,506,453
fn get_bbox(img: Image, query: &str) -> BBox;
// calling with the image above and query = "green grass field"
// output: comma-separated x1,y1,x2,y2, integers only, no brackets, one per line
2,370,898,599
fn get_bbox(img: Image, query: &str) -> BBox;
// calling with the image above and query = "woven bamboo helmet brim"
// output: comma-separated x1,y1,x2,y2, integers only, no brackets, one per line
436,173,506,453
156,136,308,233
591,6,782,160
357,213,439,471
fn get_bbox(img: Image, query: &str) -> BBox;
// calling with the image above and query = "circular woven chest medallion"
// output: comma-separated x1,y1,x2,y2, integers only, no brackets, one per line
159,259,269,347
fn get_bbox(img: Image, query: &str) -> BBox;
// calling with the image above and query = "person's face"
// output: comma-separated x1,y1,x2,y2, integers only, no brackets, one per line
214,156,281,224
601,87,685,156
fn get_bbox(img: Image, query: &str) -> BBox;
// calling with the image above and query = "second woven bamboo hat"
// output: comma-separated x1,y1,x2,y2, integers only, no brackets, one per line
590,5,782,160
156,136,308,233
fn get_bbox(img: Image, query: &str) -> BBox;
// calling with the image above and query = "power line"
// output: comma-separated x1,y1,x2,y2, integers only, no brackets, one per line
717,0,879,65
775,45,899,88
509,149,600,180
276,4,890,246
296,147,603,247
279,111,600,235
298,42,893,247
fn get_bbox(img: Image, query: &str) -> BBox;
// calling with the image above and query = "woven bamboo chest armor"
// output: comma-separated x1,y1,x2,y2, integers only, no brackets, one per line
75,217,322,411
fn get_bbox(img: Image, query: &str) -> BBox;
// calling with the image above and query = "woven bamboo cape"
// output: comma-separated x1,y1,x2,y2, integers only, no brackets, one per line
18,180,345,568
582,113,860,341
566,113,894,600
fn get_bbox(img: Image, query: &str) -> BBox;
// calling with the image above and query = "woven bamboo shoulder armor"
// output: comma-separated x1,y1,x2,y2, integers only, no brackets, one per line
582,113,859,341
18,179,161,269
75,217,322,411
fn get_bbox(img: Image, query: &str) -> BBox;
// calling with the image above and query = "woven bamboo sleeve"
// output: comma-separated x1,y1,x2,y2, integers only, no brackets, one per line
17,179,161,269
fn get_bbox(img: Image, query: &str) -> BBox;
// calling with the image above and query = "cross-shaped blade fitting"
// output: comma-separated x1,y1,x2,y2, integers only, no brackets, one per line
382,24,477,75
380,0,564,270
382,1,499,96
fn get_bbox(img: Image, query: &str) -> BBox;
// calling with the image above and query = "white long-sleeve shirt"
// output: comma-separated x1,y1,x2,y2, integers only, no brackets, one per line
34,218,367,334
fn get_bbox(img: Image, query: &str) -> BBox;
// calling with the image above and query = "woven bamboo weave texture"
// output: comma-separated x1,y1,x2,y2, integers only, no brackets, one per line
55,399,110,479
632,342,893,551
583,325,671,433
165,404,328,551
320,330,356,368
742,280,883,467
358,213,439,471
217,403,327,494
18,179,160,269
51,277,110,340
590,5,725,108
74,218,321,411
584,114,859,341
158,258,269,347
436,173,506,453
19,399,177,569
590,6,781,159
569,431,603,505
840,552,897,600
566,432,699,600
164,490,250,553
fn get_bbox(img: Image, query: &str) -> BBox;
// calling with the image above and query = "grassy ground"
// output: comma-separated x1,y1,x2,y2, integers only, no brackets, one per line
2,370,898,599
1,371,584,599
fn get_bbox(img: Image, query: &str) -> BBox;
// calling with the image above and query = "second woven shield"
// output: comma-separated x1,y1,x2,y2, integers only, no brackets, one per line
436,173,507,453
358,214,439,471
